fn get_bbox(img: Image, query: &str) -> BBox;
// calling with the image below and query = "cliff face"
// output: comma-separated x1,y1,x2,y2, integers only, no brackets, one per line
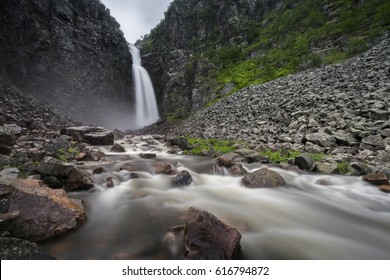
140,0,389,121
0,0,133,129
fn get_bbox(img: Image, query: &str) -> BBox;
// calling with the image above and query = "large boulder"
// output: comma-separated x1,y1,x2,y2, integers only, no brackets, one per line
60,126,114,145
241,167,286,188
184,207,241,260
0,237,56,260
0,178,86,242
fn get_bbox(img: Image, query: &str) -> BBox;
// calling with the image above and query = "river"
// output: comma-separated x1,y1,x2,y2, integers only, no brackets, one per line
40,135,390,260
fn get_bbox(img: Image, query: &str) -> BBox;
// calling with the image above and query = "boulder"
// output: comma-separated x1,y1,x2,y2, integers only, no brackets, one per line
60,126,114,145
140,153,156,159
154,162,177,175
360,135,385,151
350,162,373,176
64,168,94,191
35,156,74,177
229,164,248,176
305,133,337,148
0,126,16,146
184,207,241,260
294,154,316,171
379,185,390,193
315,162,338,174
217,152,246,168
92,167,106,174
167,136,188,150
362,173,389,186
0,179,86,242
42,136,70,156
241,168,286,188
0,237,56,260
172,170,192,187
234,148,266,163
110,143,126,153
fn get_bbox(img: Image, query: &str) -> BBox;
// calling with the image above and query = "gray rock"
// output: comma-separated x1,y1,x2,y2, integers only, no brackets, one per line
172,170,193,187
360,135,385,151
315,162,339,174
35,156,74,177
0,126,16,146
0,168,19,178
0,238,56,260
305,133,337,148
294,154,316,171
60,126,114,145
110,143,126,153
241,168,285,188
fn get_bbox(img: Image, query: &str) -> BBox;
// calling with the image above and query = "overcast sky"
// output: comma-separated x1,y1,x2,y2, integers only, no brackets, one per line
101,0,173,43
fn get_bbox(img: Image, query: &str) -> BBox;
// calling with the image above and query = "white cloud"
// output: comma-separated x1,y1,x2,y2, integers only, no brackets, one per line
101,0,173,43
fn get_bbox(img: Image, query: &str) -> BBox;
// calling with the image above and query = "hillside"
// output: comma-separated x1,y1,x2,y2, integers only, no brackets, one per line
139,0,390,121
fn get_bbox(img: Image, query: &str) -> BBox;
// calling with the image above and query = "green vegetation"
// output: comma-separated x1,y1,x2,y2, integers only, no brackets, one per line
184,138,239,155
258,149,301,163
56,147,80,162
142,0,390,109
337,162,351,175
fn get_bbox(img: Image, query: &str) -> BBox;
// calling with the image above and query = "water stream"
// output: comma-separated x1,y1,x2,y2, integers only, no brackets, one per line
41,136,390,260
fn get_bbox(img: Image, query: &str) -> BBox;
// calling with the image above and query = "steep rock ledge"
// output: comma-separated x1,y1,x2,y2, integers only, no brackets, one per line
0,0,133,128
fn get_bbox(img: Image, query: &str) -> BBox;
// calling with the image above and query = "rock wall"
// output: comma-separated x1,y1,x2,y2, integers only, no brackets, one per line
170,38,390,168
0,0,133,128
141,0,269,119
140,0,389,120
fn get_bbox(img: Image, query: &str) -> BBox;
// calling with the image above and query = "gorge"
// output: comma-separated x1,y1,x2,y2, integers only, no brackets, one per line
0,0,390,261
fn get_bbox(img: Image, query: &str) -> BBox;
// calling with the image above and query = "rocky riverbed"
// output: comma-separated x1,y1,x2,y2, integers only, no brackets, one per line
166,38,390,173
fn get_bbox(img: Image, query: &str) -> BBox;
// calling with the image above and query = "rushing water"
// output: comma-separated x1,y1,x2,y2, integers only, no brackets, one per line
129,45,160,129
40,136,390,260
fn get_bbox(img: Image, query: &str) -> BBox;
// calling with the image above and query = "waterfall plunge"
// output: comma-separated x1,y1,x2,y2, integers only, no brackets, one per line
129,45,160,129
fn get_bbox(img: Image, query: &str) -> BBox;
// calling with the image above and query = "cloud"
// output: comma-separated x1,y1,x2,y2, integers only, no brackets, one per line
101,0,173,43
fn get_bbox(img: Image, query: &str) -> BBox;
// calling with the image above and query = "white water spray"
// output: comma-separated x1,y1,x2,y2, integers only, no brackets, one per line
129,44,160,129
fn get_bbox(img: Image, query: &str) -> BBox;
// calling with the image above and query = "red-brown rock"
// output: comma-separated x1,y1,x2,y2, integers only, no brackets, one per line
379,185,390,193
362,173,389,186
154,162,177,175
0,178,86,242
184,207,241,260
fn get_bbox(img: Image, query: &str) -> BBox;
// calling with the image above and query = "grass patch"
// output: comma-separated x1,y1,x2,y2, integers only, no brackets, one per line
337,162,351,175
184,138,238,155
259,149,301,163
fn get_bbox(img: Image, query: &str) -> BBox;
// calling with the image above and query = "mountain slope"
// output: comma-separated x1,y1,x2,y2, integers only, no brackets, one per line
140,0,390,120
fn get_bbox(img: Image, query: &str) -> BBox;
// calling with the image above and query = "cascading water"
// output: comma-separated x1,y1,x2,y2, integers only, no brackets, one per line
129,44,160,129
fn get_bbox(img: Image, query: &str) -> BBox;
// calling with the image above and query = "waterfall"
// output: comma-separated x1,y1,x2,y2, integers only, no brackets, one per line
129,44,160,129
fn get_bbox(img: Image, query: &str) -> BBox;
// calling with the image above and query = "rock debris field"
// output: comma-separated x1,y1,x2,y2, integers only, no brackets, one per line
172,38,390,171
